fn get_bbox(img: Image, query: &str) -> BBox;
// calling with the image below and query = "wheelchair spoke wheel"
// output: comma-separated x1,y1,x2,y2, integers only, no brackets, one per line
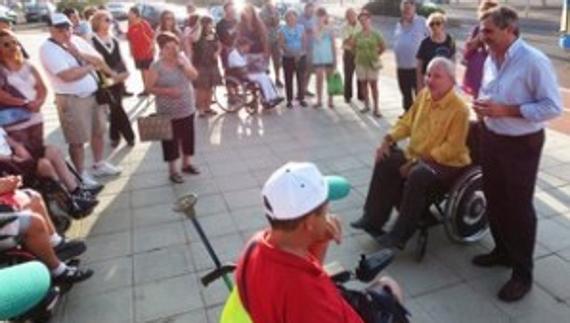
214,78,244,113
444,166,489,243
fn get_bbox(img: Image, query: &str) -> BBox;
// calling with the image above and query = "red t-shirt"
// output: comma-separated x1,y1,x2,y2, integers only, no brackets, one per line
127,19,155,61
235,231,364,323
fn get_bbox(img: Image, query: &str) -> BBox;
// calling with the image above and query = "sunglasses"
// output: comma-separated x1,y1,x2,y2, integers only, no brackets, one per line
429,21,443,27
1,40,17,49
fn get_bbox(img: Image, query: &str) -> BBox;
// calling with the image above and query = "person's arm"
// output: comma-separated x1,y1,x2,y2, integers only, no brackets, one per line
144,64,180,98
377,33,386,55
0,175,21,195
430,106,470,164
28,66,47,113
330,31,337,68
177,54,198,80
0,88,27,106
416,59,425,91
278,30,285,52
56,64,97,82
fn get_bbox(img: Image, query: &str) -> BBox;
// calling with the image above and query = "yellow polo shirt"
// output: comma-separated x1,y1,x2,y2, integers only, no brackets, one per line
389,88,471,167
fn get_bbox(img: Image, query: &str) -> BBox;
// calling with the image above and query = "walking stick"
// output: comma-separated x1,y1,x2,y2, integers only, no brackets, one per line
174,194,235,291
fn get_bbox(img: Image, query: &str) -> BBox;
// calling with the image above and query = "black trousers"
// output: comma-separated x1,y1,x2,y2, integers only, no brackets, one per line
481,126,544,283
282,55,306,103
109,84,135,143
396,68,417,112
161,114,195,162
363,148,464,245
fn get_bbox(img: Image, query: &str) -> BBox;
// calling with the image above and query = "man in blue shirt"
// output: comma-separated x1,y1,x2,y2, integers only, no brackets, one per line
472,6,562,302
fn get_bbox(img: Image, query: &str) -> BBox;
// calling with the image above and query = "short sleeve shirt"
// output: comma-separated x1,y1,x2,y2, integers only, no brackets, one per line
354,30,385,68
39,35,99,96
393,15,429,69
235,231,364,323
228,49,247,69
416,34,456,73
280,24,305,57
127,19,155,60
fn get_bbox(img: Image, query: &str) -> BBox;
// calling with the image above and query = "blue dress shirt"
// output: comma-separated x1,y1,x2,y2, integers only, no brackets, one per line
480,38,562,136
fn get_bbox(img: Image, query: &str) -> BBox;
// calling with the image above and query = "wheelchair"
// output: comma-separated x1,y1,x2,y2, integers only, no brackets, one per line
413,122,488,261
213,71,274,115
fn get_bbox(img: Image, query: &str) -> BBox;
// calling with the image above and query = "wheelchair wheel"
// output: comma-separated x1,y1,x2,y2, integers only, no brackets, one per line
443,166,489,244
214,76,244,113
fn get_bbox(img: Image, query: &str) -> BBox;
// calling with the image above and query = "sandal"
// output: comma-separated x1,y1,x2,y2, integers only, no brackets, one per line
373,111,383,118
169,173,184,184
182,165,200,175
312,103,322,109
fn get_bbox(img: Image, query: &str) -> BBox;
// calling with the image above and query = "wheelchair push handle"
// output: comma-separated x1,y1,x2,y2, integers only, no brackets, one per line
330,249,395,284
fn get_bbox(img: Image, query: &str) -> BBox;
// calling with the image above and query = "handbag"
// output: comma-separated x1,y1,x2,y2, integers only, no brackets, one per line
0,107,32,127
94,72,117,106
327,71,344,96
137,114,173,141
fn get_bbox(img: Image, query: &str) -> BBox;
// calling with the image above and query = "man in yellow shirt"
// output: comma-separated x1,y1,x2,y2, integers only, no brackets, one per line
351,57,471,249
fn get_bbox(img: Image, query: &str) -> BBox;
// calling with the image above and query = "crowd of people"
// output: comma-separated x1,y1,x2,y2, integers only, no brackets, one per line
0,0,565,321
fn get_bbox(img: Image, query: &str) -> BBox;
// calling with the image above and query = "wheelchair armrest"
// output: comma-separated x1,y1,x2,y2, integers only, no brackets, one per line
200,264,237,287
355,249,395,283
324,261,351,284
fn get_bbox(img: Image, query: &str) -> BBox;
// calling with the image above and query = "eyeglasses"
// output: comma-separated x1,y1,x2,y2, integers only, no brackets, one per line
429,21,443,27
104,18,113,23
1,40,17,49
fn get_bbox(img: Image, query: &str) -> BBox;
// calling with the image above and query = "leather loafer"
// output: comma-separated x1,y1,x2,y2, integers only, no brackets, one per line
472,251,511,268
498,278,532,302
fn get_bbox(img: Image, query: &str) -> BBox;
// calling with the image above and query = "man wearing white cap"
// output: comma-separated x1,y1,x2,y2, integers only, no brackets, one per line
232,162,405,322
39,13,125,189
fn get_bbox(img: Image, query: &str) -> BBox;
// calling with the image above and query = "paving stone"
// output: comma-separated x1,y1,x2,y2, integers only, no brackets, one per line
185,211,237,239
90,208,132,236
536,218,570,252
133,221,187,253
131,186,176,209
223,187,261,210
144,309,208,323
414,283,510,323
193,193,229,216
64,288,133,323
534,255,570,301
84,231,132,264
214,173,259,193
68,256,133,297
189,233,244,272
132,203,183,228
206,304,224,323
134,274,203,322
134,244,193,284
231,205,267,233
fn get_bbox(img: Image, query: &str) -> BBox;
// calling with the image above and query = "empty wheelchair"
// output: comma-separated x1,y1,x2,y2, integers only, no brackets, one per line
414,122,488,261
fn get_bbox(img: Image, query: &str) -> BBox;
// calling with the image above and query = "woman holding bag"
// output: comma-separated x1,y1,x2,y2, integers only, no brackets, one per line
145,32,200,184
0,30,47,152
90,10,134,148
311,8,337,109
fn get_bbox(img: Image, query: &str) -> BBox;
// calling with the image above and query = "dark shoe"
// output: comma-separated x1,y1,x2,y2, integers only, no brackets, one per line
54,239,87,261
137,91,149,97
299,101,308,108
123,91,134,97
286,101,293,109
344,98,351,104
127,140,135,147
276,80,284,88
80,183,104,196
110,139,120,148
169,173,184,184
54,266,94,285
472,251,511,268
497,278,532,302
182,165,200,175
69,197,98,219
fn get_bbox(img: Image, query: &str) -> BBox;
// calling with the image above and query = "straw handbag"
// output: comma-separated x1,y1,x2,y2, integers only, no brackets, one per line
137,114,173,141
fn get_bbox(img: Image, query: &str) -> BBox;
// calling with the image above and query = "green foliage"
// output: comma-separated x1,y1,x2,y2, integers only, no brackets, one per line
417,2,446,18
362,0,445,18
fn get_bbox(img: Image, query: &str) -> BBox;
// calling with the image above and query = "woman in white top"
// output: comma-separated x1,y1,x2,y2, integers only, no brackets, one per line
0,30,47,152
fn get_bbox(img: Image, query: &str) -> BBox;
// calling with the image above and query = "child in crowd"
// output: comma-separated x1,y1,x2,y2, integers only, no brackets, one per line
227,37,283,107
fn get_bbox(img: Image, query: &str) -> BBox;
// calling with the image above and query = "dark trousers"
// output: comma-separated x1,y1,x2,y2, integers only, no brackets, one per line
343,50,356,102
161,114,195,162
396,68,417,112
481,126,544,282
363,148,463,244
282,55,306,103
109,84,135,143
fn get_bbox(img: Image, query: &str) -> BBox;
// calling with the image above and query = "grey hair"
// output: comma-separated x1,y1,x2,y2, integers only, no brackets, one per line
427,57,456,83
479,5,518,31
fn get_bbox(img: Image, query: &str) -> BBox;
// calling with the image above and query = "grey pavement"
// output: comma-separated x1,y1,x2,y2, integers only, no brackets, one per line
15,18,570,323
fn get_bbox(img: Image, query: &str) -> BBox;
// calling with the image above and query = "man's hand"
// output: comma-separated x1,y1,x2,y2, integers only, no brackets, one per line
0,175,22,195
27,99,44,113
399,160,415,178
473,100,520,118
375,139,392,162
325,214,342,244
112,71,129,83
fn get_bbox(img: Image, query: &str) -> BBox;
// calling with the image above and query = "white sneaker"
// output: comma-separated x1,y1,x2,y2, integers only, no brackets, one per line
81,171,100,189
92,161,122,177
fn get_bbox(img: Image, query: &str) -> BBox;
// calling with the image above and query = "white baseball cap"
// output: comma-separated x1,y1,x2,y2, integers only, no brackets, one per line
49,13,72,28
262,162,350,220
